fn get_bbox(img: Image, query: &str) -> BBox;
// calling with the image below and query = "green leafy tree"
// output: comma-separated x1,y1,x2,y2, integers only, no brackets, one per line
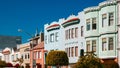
74,52,103,68
46,50,69,68
0,59,6,68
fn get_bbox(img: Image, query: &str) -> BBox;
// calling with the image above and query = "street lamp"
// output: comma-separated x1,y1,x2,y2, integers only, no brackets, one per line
18,29,35,68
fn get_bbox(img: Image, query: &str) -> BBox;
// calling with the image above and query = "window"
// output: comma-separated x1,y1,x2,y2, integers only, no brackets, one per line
39,52,42,59
69,48,70,57
16,54,18,60
108,37,113,50
50,33,54,42
92,40,96,52
81,26,83,37
36,52,38,59
71,28,74,38
45,35,47,44
75,27,78,38
102,14,107,27
65,48,68,56
86,19,90,31
28,53,29,59
65,30,68,40
109,12,114,26
55,32,59,42
86,41,90,52
12,55,14,61
69,29,71,39
21,55,23,59
25,54,27,59
71,47,74,57
92,18,96,30
102,38,107,51
75,46,78,57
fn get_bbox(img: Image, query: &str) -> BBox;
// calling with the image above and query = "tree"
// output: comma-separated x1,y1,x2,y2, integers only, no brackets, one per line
0,59,6,68
13,58,24,67
46,50,69,68
74,52,103,68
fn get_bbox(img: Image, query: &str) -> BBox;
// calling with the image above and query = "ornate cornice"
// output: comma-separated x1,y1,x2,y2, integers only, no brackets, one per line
84,0,117,14
46,24,60,31
84,6,99,14
62,18,80,28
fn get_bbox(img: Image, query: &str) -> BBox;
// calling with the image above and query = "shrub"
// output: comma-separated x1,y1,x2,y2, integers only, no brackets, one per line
74,52,103,68
46,50,69,67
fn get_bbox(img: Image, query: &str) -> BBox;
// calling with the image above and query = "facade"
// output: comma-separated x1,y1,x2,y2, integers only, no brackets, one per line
10,46,21,66
30,32,44,68
61,13,85,68
0,35,21,50
19,42,30,68
44,19,65,52
2,47,11,63
84,0,118,67
1,46,21,66
32,42,45,68
44,13,86,68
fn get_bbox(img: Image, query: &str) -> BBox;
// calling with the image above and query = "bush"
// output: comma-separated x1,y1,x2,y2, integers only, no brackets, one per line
46,50,69,67
14,63,20,68
6,63,13,67
0,60,6,67
74,52,103,68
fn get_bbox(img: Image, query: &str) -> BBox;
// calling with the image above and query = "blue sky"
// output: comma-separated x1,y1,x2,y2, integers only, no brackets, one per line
0,0,105,43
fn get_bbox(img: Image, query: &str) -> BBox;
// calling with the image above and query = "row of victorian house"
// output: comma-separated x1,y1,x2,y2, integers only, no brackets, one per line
0,0,120,68
0,32,45,68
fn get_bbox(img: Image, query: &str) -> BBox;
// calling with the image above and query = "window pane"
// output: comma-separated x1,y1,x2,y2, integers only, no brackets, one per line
86,41,90,52
69,29,71,39
102,14,107,27
71,28,74,38
102,38,107,51
75,27,78,38
108,37,113,50
109,12,114,26
92,40,96,52
69,48,70,57
75,46,78,57
81,26,83,37
92,18,96,30
71,47,74,57
55,32,59,42
50,33,54,42
65,30,68,40
86,19,90,31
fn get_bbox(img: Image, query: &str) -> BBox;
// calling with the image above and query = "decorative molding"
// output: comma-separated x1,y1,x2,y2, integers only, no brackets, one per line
84,6,99,14
84,0,117,14
62,18,80,28
85,31,118,38
46,24,60,31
